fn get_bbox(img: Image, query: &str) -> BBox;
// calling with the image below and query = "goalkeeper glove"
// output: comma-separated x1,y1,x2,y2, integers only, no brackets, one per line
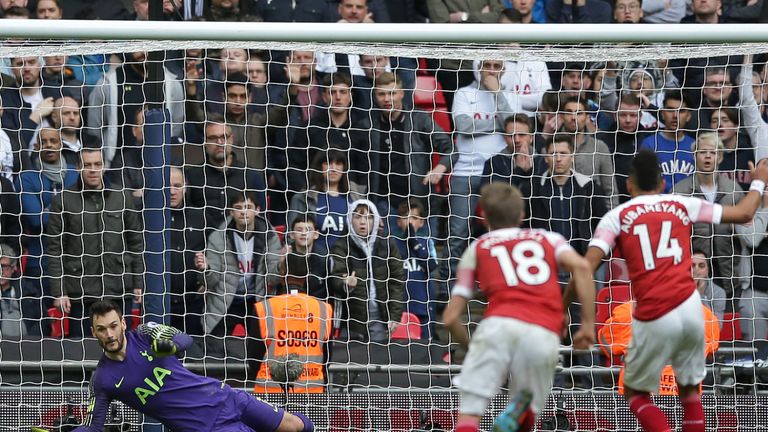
151,337,178,357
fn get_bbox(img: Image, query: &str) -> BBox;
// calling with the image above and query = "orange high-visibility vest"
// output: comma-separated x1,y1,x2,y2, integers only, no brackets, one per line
599,301,720,395
253,292,332,393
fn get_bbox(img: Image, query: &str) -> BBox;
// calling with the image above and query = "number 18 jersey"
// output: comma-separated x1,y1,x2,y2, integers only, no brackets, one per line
452,228,573,335
590,194,722,321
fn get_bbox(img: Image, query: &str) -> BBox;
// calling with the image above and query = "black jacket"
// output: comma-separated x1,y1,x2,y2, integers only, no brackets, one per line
185,154,267,230
521,171,608,255
169,206,208,300
0,176,21,253
366,111,455,201
46,181,145,298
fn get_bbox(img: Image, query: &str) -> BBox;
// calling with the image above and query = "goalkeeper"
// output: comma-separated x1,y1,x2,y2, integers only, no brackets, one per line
68,300,314,432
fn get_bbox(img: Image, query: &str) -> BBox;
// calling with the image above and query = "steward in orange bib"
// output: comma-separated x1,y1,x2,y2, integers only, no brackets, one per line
247,289,332,393
598,301,720,395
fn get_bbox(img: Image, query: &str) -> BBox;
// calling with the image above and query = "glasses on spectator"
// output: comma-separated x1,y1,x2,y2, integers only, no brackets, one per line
705,80,729,87
0,262,17,274
205,134,228,143
616,3,640,11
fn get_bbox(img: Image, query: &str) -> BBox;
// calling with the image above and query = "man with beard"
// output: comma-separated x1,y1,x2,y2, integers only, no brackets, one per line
640,91,695,193
186,121,267,230
1,56,69,147
67,300,313,432
16,127,79,334
50,96,83,153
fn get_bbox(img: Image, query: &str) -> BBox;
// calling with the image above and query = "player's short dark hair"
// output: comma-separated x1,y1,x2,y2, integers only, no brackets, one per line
629,150,663,192
89,300,123,322
480,183,524,230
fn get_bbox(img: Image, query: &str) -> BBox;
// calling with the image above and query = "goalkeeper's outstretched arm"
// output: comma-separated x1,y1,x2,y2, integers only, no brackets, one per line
138,323,193,356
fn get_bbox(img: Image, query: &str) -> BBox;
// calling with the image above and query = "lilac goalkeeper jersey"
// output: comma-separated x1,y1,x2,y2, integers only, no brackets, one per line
74,324,230,432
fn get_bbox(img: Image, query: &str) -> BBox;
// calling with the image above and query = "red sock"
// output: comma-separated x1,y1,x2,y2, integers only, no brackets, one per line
455,418,480,432
519,408,535,432
680,394,706,432
628,393,671,432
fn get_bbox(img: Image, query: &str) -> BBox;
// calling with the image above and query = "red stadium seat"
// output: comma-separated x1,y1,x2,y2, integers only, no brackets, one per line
389,409,455,431
128,307,141,330
231,323,246,337
48,307,69,338
274,225,286,243
391,312,421,340
329,409,366,432
720,312,742,342
414,75,447,111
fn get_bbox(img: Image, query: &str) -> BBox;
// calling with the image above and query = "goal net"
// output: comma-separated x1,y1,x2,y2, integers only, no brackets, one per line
2,21,768,431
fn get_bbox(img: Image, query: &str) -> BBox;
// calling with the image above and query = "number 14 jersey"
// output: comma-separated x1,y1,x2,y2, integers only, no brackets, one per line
590,194,723,321
453,228,573,335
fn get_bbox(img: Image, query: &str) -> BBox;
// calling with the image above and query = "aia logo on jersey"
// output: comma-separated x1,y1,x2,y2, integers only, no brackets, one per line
473,113,492,120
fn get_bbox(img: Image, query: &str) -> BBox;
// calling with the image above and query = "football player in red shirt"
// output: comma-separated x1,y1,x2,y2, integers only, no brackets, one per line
573,150,768,432
444,183,596,432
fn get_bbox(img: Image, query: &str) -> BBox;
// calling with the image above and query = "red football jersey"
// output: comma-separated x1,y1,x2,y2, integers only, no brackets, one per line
590,194,722,321
452,227,573,335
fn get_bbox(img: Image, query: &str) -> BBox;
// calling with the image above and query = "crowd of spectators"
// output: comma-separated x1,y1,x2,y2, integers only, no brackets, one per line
2,0,768,359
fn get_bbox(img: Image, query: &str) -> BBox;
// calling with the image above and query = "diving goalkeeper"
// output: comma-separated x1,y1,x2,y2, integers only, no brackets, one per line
69,300,313,432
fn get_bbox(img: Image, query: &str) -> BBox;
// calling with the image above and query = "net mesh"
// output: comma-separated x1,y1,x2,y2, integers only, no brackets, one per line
4,40,768,61
1,33,768,431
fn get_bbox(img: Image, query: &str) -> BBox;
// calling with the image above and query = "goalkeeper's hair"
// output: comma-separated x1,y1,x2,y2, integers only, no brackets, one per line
630,150,663,192
89,300,123,321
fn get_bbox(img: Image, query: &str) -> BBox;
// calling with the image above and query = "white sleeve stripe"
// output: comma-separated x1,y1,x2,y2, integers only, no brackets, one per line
712,203,723,224
554,243,574,258
589,238,612,255
451,285,474,299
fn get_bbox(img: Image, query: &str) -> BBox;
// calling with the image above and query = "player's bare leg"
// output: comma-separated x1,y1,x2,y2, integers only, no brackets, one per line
678,384,705,432
624,387,671,432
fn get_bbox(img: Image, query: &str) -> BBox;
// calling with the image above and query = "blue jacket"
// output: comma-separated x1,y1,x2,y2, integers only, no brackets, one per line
15,158,79,270
393,231,437,318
